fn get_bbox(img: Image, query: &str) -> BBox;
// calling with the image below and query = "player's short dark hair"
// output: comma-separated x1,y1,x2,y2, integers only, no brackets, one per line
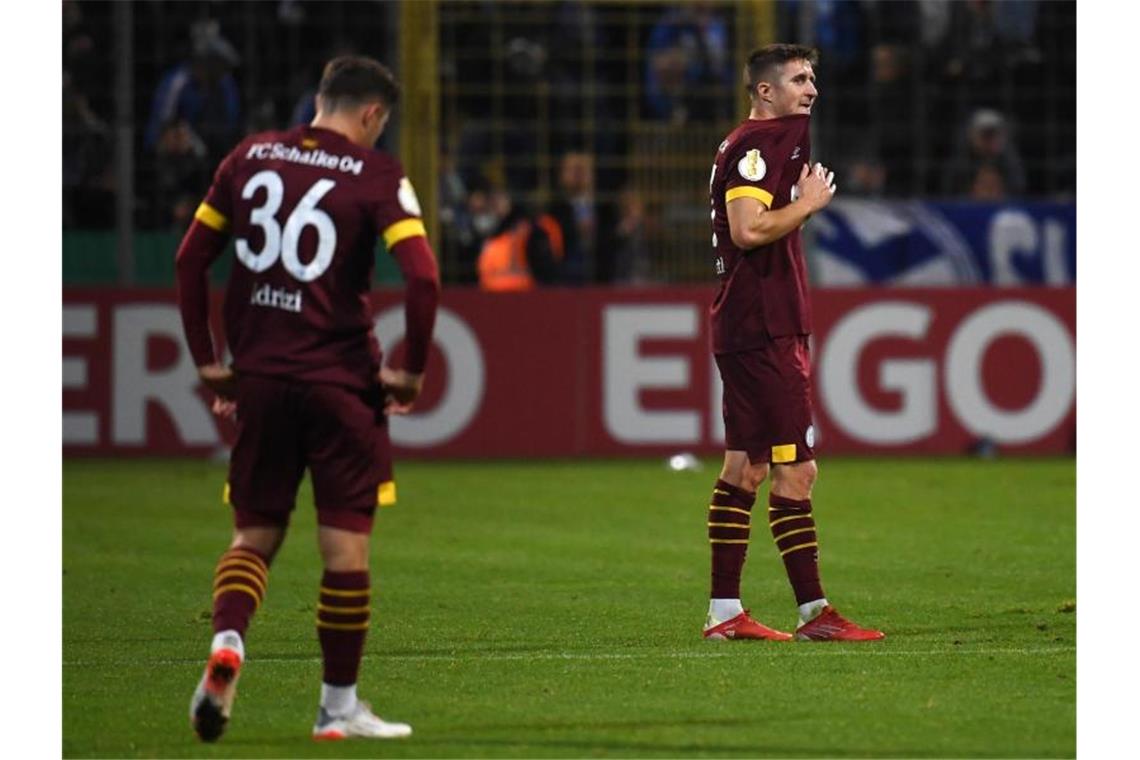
317,55,401,112
743,44,819,98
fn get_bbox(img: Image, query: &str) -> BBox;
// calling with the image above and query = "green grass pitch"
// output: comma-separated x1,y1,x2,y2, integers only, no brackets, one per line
63,457,1075,758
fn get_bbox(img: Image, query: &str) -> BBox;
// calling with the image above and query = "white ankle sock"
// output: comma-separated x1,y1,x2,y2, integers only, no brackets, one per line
708,598,745,623
210,630,244,661
798,598,829,625
321,683,358,717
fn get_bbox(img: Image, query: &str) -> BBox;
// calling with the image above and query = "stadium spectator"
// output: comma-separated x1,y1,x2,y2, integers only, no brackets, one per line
441,175,498,285
144,20,242,163
968,164,1009,201
844,147,888,198
477,186,563,290
942,108,1026,198
611,188,653,284
547,151,598,284
436,152,477,283
153,118,211,229
63,0,101,111
869,44,916,196
644,2,733,124
937,0,1024,116
62,71,114,229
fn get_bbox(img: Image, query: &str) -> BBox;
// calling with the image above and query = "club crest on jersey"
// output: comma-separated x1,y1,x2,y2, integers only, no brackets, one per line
737,149,766,181
398,177,422,217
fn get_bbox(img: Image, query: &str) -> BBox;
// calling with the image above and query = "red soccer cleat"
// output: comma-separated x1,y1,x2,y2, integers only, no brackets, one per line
190,647,243,742
703,610,793,641
794,606,885,641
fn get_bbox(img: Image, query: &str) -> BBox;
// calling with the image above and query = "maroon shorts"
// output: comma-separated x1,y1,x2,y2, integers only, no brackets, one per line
226,374,395,534
715,335,816,465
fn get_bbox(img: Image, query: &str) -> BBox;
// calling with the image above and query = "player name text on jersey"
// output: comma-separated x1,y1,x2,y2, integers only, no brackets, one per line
245,141,365,175
249,282,303,313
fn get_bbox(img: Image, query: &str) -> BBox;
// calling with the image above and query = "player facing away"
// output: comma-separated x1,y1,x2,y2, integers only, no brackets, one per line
175,56,441,740
702,44,883,642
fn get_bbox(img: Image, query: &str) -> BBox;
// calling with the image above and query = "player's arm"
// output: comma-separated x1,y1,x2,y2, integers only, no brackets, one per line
727,163,835,250
175,200,236,401
381,222,441,413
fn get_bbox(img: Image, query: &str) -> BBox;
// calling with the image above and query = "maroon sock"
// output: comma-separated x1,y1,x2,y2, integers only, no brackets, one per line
318,570,371,686
768,494,825,605
212,546,270,637
708,479,756,599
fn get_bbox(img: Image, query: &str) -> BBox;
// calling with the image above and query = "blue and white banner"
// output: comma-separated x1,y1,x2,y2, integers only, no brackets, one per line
810,200,1076,286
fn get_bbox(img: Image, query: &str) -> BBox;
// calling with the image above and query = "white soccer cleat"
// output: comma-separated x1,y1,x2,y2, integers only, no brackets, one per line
312,700,412,740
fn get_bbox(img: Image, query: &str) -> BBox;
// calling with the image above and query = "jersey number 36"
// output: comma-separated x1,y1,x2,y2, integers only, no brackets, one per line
236,169,338,282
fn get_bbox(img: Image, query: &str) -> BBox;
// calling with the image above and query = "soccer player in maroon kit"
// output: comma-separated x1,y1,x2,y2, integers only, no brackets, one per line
702,44,884,642
175,56,440,740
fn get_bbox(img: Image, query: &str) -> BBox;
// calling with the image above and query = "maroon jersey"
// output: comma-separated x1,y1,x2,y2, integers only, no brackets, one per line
709,114,812,354
192,125,426,389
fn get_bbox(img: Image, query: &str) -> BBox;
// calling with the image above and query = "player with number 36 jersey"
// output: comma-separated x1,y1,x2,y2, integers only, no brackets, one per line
184,119,429,390
175,56,438,744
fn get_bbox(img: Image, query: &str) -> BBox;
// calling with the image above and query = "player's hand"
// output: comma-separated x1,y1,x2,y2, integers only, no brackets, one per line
795,161,837,213
814,161,836,191
198,362,238,400
211,396,238,421
379,367,424,415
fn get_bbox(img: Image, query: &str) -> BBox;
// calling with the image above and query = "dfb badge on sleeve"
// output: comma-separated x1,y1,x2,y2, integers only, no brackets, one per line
737,149,766,182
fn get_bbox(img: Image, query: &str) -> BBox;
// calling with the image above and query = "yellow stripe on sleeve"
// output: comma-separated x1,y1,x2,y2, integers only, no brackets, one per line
725,186,774,208
377,481,397,507
771,444,797,463
194,202,230,232
382,218,427,248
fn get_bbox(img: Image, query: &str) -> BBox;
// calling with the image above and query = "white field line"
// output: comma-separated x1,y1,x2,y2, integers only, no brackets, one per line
62,645,1075,668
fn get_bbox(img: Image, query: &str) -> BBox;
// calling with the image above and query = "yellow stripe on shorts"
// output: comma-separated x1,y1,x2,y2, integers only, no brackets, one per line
377,481,397,507
771,444,797,464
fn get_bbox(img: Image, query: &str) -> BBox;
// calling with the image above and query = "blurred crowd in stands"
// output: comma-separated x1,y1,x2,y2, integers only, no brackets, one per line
63,0,1074,288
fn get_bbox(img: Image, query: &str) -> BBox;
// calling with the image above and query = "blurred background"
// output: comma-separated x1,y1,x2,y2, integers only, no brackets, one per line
62,0,1075,459
63,0,1074,287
